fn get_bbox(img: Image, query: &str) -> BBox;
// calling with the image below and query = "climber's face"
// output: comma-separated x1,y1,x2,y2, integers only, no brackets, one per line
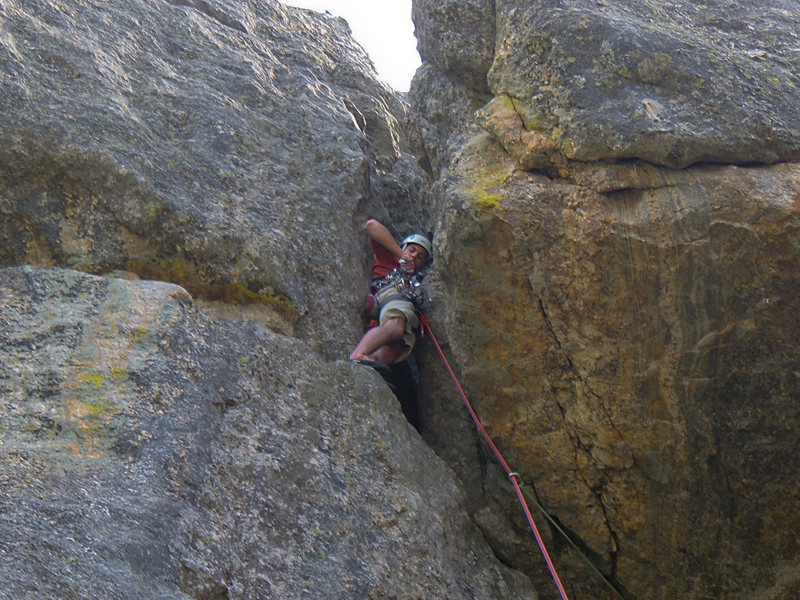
402,243,428,271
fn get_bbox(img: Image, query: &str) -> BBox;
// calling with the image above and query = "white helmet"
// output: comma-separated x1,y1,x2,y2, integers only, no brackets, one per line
401,233,432,257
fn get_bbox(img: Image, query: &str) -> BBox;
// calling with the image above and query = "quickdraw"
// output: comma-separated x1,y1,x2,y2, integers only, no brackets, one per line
372,268,429,312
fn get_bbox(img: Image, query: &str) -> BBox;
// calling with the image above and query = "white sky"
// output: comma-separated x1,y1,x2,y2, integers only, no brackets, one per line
282,0,421,91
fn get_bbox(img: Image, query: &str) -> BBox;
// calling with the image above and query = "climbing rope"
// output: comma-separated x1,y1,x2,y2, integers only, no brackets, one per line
418,315,571,600
517,485,626,600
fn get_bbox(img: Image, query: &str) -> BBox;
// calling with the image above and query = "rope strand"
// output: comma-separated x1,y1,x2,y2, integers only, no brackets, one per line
419,315,571,600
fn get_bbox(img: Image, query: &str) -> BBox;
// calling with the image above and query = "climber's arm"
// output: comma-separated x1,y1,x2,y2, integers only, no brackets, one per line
364,219,404,259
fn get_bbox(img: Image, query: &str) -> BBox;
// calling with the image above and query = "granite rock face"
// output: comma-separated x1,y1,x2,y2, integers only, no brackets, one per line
413,0,800,170
0,266,535,599
412,0,495,93
0,0,422,359
3,0,800,598
0,1,536,598
487,0,800,168
428,145,800,600
411,1,800,599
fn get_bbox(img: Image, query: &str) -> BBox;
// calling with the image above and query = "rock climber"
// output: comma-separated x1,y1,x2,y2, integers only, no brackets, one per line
349,218,432,367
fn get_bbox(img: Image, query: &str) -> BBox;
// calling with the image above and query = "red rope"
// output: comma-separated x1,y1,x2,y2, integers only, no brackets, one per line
419,315,571,600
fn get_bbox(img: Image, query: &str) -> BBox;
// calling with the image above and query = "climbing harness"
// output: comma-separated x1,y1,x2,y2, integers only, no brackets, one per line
371,268,429,311
365,267,430,330
418,313,572,600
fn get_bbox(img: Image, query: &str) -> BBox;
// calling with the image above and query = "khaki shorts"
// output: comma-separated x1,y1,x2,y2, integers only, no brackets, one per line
375,286,419,363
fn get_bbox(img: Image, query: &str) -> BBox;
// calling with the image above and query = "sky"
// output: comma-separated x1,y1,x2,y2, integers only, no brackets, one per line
282,0,421,92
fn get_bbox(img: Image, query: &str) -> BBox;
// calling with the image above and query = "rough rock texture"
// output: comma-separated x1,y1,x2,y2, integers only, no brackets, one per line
410,1,800,599
4,0,800,598
412,0,495,93
0,1,537,599
488,0,800,168
431,144,800,600
0,266,536,599
0,0,422,359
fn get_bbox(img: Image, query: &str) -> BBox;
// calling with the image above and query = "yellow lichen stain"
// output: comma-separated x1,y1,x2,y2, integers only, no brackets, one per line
195,282,299,323
561,138,577,157
111,366,127,380
616,65,635,79
79,372,105,388
473,194,503,210
460,134,513,215
63,394,119,458
126,255,195,288
653,52,672,69
83,399,114,419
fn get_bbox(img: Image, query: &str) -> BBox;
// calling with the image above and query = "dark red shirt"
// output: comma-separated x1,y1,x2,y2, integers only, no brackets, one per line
370,239,401,280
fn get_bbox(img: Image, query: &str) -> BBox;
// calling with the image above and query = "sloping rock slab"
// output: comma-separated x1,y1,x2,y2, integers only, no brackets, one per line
0,266,535,599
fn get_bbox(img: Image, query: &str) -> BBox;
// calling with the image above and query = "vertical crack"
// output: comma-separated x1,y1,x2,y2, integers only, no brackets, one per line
518,469,631,600
536,295,635,599
536,297,632,449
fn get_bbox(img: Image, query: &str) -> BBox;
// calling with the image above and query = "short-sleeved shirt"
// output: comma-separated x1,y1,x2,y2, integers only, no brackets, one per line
370,239,401,281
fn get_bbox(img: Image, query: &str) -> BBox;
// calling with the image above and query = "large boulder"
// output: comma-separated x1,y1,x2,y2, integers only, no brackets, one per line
0,265,536,599
412,0,495,93
410,0,800,598
412,0,800,171
487,0,800,167
430,139,800,599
